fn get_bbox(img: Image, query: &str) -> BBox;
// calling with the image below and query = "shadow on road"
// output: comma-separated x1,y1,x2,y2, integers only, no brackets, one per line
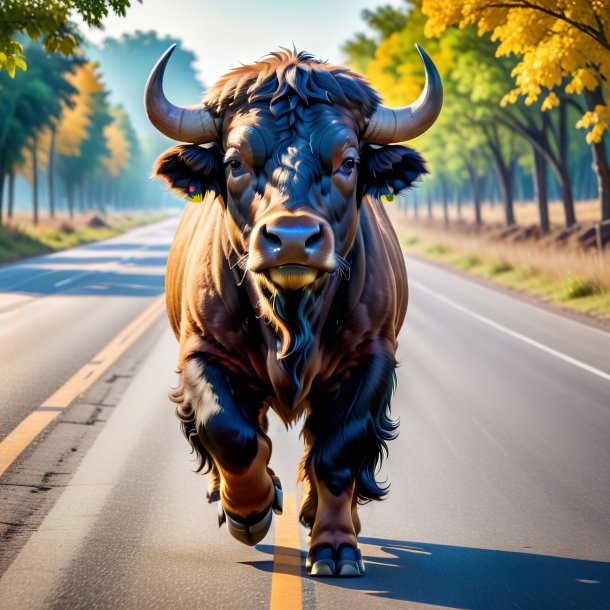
0,267,165,297
86,243,171,252
24,255,168,267
253,537,609,609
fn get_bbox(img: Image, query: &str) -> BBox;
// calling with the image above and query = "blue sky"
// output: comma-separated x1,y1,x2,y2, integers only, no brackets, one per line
80,0,405,85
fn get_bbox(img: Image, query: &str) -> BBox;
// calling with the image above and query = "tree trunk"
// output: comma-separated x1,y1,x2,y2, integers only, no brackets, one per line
532,147,550,234
48,126,56,218
67,187,74,219
557,104,576,227
496,164,515,226
32,134,39,226
8,170,15,219
441,180,449,225
426,192,432,219
467,165,482,225
585,87,610,221
456,186,462,220
0,170,4,226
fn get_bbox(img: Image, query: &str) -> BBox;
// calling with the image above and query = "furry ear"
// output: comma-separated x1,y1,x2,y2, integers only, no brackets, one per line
154,143,225,202
359,144,427,201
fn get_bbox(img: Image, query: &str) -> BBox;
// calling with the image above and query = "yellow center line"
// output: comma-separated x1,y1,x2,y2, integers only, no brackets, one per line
270,492,303,610
0,295,166,477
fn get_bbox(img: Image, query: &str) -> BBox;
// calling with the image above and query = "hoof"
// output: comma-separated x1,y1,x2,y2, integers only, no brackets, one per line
335,543,365,577
306,543,365,578
273,484,283,515
207,489,221,504
219,484,282,546
306,543,335,577
224,505,273,546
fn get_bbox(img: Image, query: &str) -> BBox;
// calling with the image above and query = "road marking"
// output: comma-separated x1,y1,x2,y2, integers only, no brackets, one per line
412,280,610,383
405,255,610,339
0,295,166,477
270,492,303,610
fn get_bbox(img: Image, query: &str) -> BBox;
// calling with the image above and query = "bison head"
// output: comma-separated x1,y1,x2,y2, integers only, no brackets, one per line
147,47,441,355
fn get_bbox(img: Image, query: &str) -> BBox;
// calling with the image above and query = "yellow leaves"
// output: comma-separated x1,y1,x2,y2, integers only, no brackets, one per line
566,68,600,95
102,114,130,177
0,41,26,77
422,0,462,37
541,91,560,111
55,63,104,156
422,0,610,139
577,105,610,144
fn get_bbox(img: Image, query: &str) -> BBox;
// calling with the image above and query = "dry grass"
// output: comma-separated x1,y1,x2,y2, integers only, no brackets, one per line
0,211,170,264
389,206,610,318
411,198,601,228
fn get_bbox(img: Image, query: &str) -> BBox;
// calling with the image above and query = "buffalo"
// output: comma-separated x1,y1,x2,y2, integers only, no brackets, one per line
145,45,441,577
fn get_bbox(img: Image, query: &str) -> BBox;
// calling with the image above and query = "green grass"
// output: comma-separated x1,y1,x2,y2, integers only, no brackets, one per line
425,243,449,255
561,276,599,300
455,254,482,270
488,259,513,276
0,213,169,264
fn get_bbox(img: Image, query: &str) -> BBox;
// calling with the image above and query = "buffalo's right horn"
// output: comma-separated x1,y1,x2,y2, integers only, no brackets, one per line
145,44,221,144
363,44,443,144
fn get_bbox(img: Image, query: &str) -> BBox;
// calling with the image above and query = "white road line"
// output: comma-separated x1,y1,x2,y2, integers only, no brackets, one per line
54,271,94,287
411,280,610,383
405,255,610,338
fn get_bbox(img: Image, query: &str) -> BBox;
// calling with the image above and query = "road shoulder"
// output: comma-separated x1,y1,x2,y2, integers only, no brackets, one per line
0,316,167,575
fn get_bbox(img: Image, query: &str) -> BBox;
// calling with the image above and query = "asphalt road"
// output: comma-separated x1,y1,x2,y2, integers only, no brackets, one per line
0,219,171,440
1,218,609,609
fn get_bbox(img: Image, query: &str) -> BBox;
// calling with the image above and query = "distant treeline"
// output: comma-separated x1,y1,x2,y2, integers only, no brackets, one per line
343,1,610,233
0,31,203,224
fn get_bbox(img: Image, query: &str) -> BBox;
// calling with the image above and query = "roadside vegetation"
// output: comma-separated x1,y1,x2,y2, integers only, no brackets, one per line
0,212,169,264
390,205,610,318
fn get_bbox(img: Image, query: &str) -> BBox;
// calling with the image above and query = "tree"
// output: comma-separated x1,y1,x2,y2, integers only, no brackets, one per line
55,62,110,216
0,0,135,76
422,0,610,220
0,45,78,223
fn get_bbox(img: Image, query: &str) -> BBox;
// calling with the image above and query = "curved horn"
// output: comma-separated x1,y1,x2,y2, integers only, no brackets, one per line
364,44,443,144
144,44,221,144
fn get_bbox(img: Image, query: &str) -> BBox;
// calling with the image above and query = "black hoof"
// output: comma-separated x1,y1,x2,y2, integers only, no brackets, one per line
306,543,335,577
207,489,221,504
335,543,365,577
272,484,283,515
306,543,365,577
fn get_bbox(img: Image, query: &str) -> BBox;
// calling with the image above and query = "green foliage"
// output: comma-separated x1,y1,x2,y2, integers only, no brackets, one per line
0,45,80,170
0,0,134,76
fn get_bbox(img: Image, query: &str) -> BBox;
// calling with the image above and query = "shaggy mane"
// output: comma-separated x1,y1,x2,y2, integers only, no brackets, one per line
203,48,380,120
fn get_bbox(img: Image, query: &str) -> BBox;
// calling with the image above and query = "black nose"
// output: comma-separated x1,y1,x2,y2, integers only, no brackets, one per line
262,220,322,252
249,212,335,273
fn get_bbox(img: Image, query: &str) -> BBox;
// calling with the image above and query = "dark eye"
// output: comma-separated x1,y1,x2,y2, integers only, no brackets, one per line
229,159,242,170
342,158,356,171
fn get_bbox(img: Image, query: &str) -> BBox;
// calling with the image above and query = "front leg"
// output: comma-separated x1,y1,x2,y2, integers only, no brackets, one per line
304,348,398,576
178,356,279,545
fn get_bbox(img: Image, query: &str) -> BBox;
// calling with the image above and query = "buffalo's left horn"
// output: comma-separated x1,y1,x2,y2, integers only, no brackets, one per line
363,44,443,144
144,44,221,144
